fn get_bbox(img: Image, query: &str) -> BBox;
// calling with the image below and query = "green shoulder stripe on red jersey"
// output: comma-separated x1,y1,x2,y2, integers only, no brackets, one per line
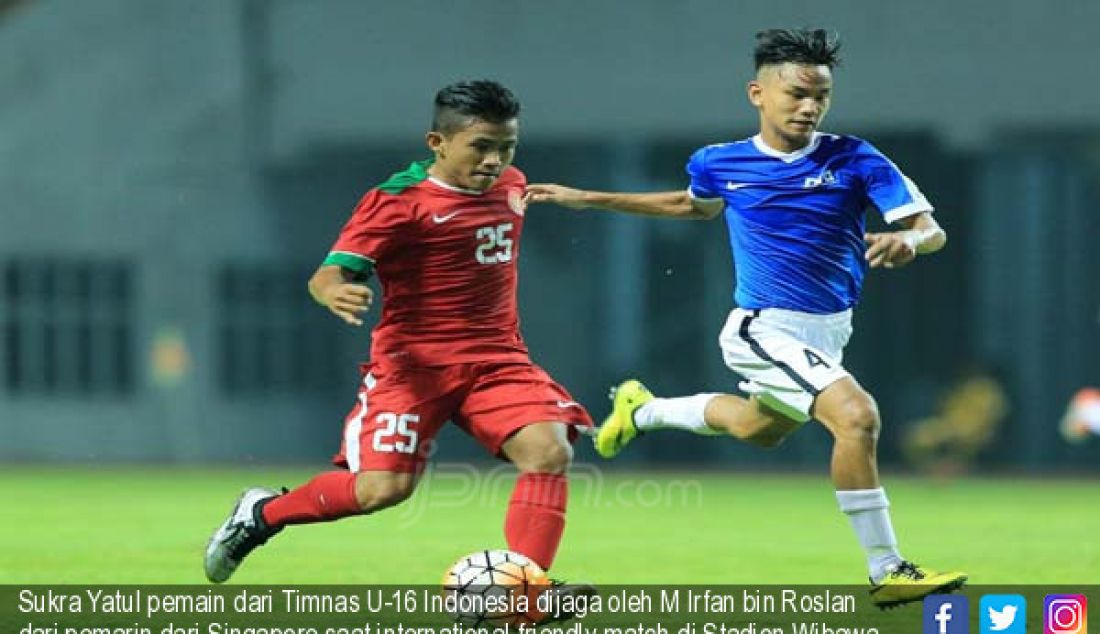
376,158,434,194
322,252,375,280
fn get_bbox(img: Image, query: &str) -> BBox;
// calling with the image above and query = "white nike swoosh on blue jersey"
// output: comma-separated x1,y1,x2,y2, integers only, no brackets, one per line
726,182,753,190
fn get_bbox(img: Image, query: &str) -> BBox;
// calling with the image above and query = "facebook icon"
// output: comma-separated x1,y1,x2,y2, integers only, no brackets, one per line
924,595,970,634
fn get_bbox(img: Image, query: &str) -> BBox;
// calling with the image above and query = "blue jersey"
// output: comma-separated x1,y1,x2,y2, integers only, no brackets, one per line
687,133,932,314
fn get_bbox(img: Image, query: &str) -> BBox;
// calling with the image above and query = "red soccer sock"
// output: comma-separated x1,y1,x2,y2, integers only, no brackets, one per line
261,471,363,528
504,472,568,571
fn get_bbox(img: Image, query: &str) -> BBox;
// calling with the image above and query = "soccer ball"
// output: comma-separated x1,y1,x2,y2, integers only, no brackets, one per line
1061,387,1100,443
442,549,549,625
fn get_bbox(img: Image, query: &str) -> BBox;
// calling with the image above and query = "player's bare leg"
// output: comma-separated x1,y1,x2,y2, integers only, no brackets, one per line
812,376,965,606
352,470,419,513
500,421,573,474
703,394,803,447
811,377,881,490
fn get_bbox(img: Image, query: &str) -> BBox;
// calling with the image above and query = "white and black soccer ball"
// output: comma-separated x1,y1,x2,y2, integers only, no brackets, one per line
442,549,548,625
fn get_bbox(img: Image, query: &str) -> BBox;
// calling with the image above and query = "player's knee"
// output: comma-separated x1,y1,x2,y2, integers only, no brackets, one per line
515,440,573,474
835,396,881,441
354,476,416,512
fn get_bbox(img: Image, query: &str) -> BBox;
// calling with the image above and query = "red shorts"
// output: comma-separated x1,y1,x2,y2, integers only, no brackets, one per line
332,361,594,473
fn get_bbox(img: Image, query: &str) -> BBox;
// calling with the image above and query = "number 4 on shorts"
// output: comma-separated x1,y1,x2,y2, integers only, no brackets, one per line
804,349,830,369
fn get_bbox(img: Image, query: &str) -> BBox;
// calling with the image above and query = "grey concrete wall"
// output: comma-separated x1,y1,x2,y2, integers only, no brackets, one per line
0,0,305,462
0,1,259,252
264,0,1100,154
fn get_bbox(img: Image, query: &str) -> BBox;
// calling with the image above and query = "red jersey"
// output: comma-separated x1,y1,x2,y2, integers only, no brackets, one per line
324,160,531,367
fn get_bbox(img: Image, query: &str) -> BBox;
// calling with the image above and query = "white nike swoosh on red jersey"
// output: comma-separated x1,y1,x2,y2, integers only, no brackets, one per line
432,211,461,223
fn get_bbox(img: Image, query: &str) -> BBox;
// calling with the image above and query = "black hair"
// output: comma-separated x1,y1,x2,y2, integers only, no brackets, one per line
753,29,841,70
431,80,520,134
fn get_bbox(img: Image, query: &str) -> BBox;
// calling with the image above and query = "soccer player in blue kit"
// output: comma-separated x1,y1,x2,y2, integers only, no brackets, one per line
526,28,967,607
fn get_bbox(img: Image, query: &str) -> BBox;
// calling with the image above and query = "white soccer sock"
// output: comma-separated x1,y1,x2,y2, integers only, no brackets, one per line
835,488,904,583
634,394,723,435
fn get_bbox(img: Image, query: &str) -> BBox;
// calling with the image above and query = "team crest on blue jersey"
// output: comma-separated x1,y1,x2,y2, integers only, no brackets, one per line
803,169,837,189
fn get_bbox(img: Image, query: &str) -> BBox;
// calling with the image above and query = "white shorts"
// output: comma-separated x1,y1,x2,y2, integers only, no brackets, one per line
718,307,853,423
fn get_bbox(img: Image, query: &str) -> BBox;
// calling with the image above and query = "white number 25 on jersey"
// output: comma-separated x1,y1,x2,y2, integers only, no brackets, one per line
475,223,514,264
372,413,419,454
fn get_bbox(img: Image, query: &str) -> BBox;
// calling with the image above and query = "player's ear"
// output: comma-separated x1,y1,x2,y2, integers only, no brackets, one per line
426,130,446,157
747,80,764,107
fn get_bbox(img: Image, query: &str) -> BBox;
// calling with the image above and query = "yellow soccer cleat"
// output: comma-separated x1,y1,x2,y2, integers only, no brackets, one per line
594,379,655,458
869,561,968,609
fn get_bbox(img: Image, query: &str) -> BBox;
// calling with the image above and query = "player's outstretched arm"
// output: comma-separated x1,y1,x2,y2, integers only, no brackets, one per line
526,183,722,220
864,212,946,269
307,265,374,327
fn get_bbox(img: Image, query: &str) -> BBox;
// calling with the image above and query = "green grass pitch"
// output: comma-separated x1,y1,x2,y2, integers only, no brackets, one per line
2,466,1096,584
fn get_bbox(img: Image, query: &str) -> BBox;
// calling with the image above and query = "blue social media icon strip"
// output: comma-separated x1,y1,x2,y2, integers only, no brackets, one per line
981,595,1027,634
925,595,971,634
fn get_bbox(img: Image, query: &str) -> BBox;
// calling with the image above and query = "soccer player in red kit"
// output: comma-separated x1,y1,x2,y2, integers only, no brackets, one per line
204,80,593,585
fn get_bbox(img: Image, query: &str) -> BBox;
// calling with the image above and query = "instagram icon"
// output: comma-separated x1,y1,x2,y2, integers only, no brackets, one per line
1045,594,1088,634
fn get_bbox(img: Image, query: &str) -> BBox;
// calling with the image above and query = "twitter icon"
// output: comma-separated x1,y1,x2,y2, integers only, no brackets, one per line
981,595,1027,634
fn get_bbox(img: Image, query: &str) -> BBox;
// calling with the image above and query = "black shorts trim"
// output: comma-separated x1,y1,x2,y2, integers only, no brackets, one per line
737,310,821,396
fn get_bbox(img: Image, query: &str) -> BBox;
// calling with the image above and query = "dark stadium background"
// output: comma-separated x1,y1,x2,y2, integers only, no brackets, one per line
1,0,1097,474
